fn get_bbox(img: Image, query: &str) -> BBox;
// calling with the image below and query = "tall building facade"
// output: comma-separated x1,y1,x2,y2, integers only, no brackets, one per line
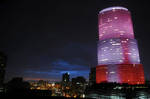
0,52,7,87
62,72,70,83
96,7,145,85
62,72,70,88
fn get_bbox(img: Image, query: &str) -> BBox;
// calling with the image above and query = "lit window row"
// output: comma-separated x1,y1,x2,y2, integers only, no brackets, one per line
98,38,140,65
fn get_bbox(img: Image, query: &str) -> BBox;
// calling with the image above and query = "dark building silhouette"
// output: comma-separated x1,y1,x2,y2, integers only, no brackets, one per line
72,76,86,85
6,77,30,95
4,77,53,97
71,76,86,97
62,73,70,84
61,73,71,97
89,67,96,86
0,52,7,88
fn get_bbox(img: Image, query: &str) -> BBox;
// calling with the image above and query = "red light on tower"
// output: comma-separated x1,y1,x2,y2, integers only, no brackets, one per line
96,7,145,85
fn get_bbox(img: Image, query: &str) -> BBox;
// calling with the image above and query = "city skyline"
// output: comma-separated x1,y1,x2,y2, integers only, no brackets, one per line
0,0,150,82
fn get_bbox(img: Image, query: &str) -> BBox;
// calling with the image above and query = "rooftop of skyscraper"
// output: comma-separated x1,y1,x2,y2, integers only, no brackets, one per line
99,6,128,13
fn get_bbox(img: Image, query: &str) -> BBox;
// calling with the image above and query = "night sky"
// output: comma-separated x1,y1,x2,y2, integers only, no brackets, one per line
0,0,150,82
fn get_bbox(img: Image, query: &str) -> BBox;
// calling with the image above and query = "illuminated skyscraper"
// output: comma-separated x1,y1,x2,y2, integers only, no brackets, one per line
96,7,145,85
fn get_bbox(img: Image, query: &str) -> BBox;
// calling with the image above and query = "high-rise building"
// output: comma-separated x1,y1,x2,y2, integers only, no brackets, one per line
62,72,70,88
61,73,70,97
62,72,70,83
71,76,86,97
0,52,7,88
96,7,145,85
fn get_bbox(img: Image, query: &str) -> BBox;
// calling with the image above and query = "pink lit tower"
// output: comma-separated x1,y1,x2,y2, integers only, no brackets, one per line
96,6,145,85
